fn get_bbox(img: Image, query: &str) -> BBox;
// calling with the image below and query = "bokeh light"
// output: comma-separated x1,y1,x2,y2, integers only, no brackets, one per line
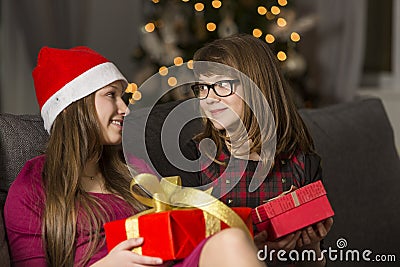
168,77,178,87
257,6,267,15
207,22,217,31
265,34,275,43
290,32,301,42
277,18,287,27
277,51,287,61
271,6,281,15
278,0,288,6
212,0,222,8
253,28,263,38
194,3,205,12
159,66,168,76
144,23,155,33
174,57,184,66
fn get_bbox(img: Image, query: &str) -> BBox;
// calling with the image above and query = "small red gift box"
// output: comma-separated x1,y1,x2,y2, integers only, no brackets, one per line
251,180,334,241
104,207,253,261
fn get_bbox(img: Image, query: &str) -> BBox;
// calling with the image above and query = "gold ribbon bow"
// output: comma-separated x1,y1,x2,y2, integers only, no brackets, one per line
126,174,251,254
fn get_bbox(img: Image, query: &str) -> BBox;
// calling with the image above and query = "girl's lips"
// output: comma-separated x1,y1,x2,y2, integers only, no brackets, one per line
110,120,123,129
210,108,228,116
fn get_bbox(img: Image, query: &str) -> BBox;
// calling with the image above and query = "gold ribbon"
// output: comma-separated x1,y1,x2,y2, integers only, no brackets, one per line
125,173,251,252
290,191,300,207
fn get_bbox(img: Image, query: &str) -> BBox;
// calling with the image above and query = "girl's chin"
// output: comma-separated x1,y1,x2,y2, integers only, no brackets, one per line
208,114,242,132
212,122,224,130
102,137,122,145
212,121,238,132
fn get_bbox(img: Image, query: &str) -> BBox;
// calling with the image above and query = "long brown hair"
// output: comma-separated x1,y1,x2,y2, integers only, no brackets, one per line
193,33,314,158
42,93,144,266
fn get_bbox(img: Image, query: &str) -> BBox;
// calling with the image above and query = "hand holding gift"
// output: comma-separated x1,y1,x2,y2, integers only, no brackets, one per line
91,238,163,267
254,216,333,251
296,217,334,249
251,180,334,242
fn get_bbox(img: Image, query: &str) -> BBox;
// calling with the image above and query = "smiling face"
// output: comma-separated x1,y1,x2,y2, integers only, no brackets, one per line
94,80,128,145
198,74,244,131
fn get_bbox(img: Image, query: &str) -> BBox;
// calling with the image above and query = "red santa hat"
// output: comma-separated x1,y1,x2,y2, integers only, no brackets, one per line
32,46,128,133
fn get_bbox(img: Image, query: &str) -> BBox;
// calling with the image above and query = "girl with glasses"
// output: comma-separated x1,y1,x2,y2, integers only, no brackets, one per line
182,33,333,267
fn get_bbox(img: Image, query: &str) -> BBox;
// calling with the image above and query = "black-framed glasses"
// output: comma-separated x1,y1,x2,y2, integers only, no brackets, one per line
191,79,239,99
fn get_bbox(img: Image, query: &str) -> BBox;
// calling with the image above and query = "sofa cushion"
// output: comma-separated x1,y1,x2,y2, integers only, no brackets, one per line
0,114,48,208
299,98,400,265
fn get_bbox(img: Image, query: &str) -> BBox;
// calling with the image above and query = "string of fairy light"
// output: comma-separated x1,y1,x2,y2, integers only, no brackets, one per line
126,0,301,103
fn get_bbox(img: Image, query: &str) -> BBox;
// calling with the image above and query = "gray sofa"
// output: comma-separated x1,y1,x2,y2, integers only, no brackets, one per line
1,98,399,266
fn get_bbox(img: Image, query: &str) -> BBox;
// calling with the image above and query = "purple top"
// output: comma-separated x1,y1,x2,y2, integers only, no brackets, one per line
4,155,155,266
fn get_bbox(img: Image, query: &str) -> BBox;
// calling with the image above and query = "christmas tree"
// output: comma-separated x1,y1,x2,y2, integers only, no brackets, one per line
130,0,317,106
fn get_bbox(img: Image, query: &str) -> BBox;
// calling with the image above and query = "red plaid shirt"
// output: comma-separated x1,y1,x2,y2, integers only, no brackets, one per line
198,145,323,267
198,144,322,209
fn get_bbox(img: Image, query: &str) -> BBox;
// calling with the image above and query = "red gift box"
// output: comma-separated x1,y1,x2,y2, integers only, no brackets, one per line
251,180,334,241
104,207,253,261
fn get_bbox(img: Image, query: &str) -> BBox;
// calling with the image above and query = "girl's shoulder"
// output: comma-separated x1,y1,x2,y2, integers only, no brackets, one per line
126,153,157,175
277,149,321,167
11,154,46,190
276,149,322,186
4,155,46,227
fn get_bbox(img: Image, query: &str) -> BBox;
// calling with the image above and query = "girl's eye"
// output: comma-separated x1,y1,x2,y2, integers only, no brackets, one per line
218,81,231,89
106,92,116,98
198,85,208,91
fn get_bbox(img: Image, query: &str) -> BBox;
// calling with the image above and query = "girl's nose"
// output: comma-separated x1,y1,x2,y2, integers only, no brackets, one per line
205,88,221,103
118,97,128,115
